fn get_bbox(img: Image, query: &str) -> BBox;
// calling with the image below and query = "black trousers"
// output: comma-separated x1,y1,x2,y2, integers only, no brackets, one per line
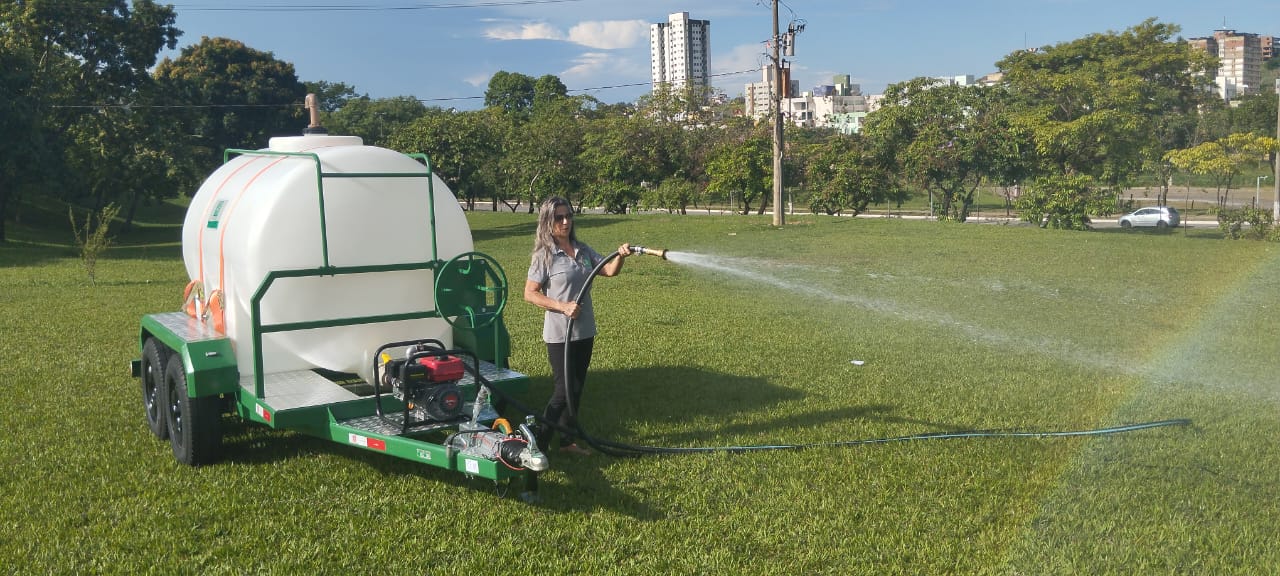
541,337,594,450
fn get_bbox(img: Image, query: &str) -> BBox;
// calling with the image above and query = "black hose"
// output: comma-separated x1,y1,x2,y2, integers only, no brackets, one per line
528,249,1191,458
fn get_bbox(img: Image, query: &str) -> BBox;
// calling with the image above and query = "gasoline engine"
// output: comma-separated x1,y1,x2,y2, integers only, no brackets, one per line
379,343,466,422
375,341,548,472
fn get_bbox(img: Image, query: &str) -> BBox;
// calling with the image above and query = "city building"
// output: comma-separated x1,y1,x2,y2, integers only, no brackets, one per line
743,64,797,119
744,70,871,134
650,12,711,94
1189,29,1264,100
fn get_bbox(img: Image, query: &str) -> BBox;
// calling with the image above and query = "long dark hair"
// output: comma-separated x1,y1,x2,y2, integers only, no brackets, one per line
532,196,577,266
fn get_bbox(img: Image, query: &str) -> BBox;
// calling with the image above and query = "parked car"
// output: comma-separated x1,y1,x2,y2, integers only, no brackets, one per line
1119,206,1180,229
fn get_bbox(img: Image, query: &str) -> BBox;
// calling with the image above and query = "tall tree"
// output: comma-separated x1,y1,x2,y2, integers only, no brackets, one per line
0,0,179,241
706,134,771,215
154,37,305,175
864,79,1020,221
387,108,502,211
999,19,1212,229
484,71,536,117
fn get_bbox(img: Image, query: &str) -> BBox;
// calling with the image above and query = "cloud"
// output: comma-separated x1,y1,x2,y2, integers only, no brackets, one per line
483,22,564,42
463,72,493,88
566,20,649,49
559,52,614,80
485,19,649,49
559,52,647,84
715,43,767,77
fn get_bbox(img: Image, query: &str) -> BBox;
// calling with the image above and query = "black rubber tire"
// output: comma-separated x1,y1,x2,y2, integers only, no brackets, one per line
1156,220,1168,229
1120,220,1132,229
140,338,169,440
163,355,223,466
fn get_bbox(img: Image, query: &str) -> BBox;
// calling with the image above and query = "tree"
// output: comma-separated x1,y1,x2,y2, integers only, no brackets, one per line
642,178,700,214
484,71,536,117
706,135,770,215
154,37,305,176
999,19,1212,229
1164,133,1278,204
326,95,427,146
580,113,683,213
303,80,359,113
864,79,1020,221
387,107,502,211
503,98,585,212
802,135,894,216
0,0,179,241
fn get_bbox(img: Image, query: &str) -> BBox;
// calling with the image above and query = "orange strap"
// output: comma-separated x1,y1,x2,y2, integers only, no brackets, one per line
207,289,226,334
182,280,204,318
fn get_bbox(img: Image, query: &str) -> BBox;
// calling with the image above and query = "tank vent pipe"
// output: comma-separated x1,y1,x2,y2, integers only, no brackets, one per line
303,93,328,135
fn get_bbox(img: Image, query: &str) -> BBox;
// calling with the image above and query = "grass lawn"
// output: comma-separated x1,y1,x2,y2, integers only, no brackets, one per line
1,211,1278,574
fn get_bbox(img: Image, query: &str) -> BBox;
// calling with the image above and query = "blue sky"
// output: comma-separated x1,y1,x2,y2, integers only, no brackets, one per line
162,0,1278,108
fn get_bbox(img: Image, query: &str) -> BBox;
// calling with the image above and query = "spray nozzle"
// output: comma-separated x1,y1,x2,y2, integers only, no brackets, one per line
628,245,668,259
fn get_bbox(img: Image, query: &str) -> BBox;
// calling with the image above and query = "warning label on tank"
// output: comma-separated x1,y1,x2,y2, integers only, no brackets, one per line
207,199,227,229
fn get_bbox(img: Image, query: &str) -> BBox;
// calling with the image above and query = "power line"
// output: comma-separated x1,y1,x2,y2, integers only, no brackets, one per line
172,0,587,12
50,68,761,109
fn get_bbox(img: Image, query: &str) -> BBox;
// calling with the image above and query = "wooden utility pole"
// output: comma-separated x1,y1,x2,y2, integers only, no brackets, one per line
1274,78,1279,220
771,0,784,226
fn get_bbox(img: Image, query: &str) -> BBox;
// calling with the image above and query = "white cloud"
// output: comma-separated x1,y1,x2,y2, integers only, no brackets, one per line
484,19,649,49
559,52,614,80
566,20,649,49
715,43,767,77
463,72,493,88
483,22,564,42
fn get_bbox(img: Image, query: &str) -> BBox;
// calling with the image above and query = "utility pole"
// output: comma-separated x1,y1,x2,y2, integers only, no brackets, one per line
1274,78,1279,221
771,0,784,226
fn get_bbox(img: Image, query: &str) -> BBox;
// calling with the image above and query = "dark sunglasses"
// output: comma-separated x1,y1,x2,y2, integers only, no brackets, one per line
554,212,574,222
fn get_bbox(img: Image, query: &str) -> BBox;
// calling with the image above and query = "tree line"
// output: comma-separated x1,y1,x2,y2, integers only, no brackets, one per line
3,4,1278,243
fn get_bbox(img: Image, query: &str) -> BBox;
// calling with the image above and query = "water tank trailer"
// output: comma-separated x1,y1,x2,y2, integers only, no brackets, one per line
131,100,546,500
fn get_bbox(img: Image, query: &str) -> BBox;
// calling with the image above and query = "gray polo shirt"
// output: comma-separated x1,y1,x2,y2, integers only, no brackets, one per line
528,242,604,343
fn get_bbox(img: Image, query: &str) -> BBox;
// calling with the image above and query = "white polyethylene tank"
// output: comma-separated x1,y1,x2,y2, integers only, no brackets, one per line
181,134,472,382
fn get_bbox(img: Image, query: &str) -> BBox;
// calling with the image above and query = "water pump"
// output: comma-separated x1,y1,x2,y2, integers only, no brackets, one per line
379,344,465,422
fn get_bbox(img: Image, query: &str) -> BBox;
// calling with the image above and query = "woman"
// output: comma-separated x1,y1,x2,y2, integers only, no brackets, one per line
523,197,629,456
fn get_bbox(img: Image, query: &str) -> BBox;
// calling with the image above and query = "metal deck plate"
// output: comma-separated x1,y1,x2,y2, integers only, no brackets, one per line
244,360,523,413
240,370,359,411
339,402,500,436
151,311,224,342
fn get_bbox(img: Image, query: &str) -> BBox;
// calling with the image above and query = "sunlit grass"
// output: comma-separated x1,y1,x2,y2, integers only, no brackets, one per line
1,213,1276,574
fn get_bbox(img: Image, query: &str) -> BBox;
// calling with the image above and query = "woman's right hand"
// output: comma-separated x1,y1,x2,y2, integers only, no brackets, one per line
561,301,580,319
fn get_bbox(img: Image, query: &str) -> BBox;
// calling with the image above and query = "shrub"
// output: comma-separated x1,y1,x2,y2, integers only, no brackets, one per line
69,203,120,285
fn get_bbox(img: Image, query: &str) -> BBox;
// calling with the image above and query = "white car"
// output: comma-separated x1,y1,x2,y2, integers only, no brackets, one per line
1119,206,1180,229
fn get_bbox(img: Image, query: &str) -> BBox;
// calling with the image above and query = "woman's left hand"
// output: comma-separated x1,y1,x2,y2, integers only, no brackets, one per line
617,243,631,258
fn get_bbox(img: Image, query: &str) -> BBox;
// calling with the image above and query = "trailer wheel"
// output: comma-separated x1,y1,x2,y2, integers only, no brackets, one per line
162,355,223,466
140,338,170,440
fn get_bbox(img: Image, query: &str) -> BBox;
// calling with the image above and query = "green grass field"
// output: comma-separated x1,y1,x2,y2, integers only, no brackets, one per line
2,212,1278,574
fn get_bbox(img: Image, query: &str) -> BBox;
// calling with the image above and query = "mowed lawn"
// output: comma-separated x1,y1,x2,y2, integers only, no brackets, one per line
1,211,1278,575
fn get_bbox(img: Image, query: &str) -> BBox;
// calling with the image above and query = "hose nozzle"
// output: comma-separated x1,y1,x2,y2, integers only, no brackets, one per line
628,245,667,259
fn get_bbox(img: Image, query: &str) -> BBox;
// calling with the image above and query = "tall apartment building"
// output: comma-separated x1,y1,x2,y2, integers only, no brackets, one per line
1189,29,1264,100
650,12,711,93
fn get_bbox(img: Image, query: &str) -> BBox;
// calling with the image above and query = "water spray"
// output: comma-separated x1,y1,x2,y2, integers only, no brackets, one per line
489,246,1191,459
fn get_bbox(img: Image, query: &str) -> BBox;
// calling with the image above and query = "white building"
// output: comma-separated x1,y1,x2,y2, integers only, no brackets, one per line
745,68,871,134
1189,29,1264,100
650,12,711,92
